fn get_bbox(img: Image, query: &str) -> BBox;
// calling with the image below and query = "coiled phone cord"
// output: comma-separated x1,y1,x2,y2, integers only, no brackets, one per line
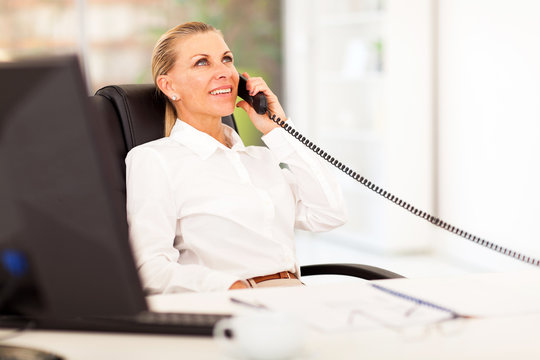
267,111,540,267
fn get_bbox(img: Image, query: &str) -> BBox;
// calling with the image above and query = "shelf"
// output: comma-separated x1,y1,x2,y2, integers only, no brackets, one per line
319,11,385,27
320,72,385,85
0,39,77,50
4,0,72,8
319,129,381,143
88,0,161,4
0,38,152,51
4,0,159,6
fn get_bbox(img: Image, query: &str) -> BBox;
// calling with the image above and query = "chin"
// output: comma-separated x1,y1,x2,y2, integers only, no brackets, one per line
215,103,236,117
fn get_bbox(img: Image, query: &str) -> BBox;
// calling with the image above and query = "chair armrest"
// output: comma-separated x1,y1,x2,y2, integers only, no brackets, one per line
300,263,405,280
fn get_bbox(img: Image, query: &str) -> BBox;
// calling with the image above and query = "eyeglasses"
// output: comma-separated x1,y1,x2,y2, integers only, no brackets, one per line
346,305,472,339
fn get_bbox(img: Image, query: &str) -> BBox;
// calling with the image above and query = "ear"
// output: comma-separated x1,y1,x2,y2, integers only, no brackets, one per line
156,75,177,100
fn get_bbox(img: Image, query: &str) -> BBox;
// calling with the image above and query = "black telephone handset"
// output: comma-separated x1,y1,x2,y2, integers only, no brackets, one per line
237,74,268,115
237,73,540,267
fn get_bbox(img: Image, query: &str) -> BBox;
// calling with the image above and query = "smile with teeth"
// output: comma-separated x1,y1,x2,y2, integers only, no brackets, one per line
210,88,232,95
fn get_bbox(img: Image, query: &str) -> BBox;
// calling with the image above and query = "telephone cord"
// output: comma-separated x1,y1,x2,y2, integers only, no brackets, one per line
267,111,540,267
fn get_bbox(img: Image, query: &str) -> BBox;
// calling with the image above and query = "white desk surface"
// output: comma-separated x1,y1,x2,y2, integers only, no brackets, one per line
3,270,540,360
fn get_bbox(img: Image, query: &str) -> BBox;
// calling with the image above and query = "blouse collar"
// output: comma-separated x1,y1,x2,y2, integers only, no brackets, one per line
168,119,256,160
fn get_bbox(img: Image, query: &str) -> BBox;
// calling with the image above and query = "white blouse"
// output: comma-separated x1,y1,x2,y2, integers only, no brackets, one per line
125,119,347,294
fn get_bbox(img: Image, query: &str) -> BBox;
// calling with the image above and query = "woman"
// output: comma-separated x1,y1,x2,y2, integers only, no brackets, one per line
126,21,347,293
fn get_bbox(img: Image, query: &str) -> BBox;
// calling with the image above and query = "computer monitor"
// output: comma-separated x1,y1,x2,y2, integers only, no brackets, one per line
0,55,147,319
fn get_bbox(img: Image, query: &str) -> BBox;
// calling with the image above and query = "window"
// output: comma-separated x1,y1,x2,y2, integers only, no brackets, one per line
0,0,282,145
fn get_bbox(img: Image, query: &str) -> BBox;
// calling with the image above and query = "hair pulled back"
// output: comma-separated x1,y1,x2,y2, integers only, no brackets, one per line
151,22,221,136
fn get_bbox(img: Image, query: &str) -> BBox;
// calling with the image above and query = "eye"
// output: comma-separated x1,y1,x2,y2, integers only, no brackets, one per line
222,55,233,64
195,58,209,66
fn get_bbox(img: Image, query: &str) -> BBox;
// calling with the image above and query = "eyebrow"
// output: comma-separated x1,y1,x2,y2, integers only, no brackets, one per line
191,51,232,59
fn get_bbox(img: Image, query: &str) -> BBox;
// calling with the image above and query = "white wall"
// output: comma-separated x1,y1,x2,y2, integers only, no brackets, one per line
437,0,540,271
382,0,434,252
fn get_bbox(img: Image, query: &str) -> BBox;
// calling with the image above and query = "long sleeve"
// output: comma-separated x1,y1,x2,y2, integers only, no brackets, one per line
261,122,348,232
125,146,242,294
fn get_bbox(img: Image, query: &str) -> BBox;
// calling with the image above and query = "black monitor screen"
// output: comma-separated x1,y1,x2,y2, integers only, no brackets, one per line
0,55,147,318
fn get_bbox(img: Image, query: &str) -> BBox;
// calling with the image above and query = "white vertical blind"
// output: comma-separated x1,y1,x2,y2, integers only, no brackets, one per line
284,0,435,254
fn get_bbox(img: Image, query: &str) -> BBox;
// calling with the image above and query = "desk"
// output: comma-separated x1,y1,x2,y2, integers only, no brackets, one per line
3,271,540,360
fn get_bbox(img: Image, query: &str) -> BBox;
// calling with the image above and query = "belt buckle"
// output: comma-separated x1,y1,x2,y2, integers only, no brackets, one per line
278,271,290,280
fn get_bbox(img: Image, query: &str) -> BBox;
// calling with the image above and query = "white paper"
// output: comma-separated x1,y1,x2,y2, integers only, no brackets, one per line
230,282,455,332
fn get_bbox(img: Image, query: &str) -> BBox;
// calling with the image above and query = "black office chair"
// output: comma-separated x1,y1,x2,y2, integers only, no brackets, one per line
90,84,404,281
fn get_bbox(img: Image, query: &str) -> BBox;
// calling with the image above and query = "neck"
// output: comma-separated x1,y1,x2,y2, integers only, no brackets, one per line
178,111,229,148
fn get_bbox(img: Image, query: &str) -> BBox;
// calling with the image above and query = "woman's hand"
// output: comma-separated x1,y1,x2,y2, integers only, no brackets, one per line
229,280,249,290
235,72,287,135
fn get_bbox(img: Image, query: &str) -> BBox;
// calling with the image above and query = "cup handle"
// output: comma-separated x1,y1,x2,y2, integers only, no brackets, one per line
214,318,243,357
213,318,234,341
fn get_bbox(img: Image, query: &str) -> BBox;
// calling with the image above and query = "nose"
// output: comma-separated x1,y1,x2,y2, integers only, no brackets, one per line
214,62,234,80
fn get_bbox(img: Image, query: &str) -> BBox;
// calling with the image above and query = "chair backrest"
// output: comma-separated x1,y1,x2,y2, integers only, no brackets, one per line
93,84,238,153
88,84,238,231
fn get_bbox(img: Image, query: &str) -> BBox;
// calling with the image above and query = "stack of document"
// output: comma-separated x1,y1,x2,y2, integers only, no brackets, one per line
230,282,457,332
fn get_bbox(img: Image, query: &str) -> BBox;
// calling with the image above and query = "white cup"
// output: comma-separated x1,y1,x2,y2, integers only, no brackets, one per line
213,312,306,360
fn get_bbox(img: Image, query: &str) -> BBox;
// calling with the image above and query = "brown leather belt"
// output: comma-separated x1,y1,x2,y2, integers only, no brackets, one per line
250,271,298,284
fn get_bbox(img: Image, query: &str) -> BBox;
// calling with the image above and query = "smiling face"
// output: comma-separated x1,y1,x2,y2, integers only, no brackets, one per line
162,31,239,124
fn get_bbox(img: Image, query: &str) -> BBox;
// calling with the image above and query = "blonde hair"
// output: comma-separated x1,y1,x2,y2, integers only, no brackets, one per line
151,22,221,136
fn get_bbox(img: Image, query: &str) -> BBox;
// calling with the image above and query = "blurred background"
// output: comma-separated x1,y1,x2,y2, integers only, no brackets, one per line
2,0,540,278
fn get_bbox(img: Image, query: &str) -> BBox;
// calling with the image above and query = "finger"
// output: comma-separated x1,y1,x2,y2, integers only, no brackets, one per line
245,77,261,95
247,77,264,87
247,76,263,85
251,83,274,98
247,78,268,95
235,100,251,113
249,83,264,96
